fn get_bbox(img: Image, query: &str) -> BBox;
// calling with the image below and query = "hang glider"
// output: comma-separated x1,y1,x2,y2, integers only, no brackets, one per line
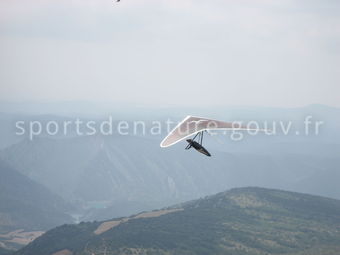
160,115,255,157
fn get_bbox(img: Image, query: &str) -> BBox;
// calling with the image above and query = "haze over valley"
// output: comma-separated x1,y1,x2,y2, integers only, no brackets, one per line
0,103,339,248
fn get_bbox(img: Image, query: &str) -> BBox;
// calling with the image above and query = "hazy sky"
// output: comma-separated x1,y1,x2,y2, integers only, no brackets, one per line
0,0,339,107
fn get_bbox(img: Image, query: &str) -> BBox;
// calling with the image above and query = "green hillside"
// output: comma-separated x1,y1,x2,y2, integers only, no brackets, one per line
16,187,340,255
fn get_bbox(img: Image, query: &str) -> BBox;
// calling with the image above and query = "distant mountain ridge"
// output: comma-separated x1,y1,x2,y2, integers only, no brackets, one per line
2,132,340,222
16,187,340,255
1,103,340,222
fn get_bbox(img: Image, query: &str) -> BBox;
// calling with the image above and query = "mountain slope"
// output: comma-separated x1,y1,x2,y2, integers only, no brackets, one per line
0,160,73,234
2,134,340,222
0,247,12,255
16,187,340,255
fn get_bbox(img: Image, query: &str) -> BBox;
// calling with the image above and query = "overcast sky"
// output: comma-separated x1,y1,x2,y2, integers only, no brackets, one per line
0,0,339,107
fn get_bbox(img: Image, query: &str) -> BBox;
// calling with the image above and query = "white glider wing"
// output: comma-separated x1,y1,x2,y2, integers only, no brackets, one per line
160,115,249,148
